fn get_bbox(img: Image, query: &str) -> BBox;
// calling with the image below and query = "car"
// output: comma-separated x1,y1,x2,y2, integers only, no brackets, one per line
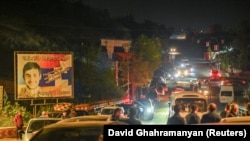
29,121,128,141
220,116,250,123
48,110,89,118
199,116,250,125
175,67,190,78
198,84,210,95
98,106,125,116
169,91,208,119
134,98,155,121
22,118,62,141
209,69,221,79
207,78,222,87
57,115,111,123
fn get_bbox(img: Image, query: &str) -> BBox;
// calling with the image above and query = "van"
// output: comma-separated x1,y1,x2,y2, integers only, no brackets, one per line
169,91,208,119
219,85,234,103
219,85,249,104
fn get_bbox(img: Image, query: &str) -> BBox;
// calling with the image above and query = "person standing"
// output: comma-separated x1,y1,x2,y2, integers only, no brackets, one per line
40,111,49,118
198,80,201,90
185,104,200,124
14,110,24,140
227,103,239,117
200,103,221,123
124,107,142,125
111,107,124,121
220,103,231,118
167,104,186,125
243,102,250,116
61,111,70,119
70,109,77,118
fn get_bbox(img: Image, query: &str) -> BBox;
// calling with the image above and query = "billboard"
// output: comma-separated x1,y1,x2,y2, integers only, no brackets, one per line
14,52,74,100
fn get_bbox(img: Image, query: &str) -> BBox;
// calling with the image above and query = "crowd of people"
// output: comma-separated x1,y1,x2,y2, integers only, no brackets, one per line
167,102,250,125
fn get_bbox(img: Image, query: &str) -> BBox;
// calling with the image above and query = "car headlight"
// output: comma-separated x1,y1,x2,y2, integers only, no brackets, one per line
146,107,153,113
204,90,209,95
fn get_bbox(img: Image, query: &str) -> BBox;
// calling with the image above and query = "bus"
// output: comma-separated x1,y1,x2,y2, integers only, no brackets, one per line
169,91,208,119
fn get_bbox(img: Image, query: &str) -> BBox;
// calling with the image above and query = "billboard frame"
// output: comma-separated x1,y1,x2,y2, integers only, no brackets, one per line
14,51,74,100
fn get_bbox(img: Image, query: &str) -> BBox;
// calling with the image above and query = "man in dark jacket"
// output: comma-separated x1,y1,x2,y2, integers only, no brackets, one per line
185,104,200,124
124,107,142,125
201,103,221,123
167,104,186,125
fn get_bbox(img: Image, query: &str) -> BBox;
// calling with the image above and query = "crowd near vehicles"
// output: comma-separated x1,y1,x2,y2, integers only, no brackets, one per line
169,91,208,119
22,118,62,141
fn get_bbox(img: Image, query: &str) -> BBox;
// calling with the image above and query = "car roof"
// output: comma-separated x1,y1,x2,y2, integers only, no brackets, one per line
172,91,207,99
221,116,250,123
28,118,62,121
58,115,111,123
44,121,128,129
102,106,123,109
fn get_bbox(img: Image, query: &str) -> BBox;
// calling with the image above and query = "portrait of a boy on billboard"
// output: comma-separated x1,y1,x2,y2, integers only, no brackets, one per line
15,52,74,99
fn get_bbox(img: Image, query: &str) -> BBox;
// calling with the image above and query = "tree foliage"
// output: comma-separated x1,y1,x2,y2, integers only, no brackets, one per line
132,35,162,87
232,20,250,70
0,101,32,127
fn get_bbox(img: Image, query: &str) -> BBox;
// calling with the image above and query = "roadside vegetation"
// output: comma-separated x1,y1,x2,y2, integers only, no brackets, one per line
0,101,32,127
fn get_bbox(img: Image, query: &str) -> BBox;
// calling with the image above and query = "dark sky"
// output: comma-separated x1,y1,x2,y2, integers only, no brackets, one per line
82,0,250,28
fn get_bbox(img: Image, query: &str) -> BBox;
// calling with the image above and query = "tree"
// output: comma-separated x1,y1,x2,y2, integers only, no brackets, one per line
232,20,250,70
130,35,162,99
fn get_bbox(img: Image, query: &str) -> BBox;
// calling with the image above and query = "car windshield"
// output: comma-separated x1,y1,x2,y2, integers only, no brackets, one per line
28,120,61,133
30,126,103,141
175,98,207,112
136,99,152,107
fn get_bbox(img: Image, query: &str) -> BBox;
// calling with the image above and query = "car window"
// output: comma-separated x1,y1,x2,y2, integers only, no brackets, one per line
101,109,114,115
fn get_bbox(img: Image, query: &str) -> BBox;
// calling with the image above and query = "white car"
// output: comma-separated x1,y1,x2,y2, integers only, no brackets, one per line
22,118,61,141
58,115,111,123
220,116,250,123
29,121,128,141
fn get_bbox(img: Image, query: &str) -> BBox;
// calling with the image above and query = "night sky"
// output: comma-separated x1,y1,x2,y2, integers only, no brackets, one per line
82,0,250,28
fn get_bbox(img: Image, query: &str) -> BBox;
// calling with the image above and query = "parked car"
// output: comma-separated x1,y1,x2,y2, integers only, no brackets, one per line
29,121,128,141
199,116,250,125
48,110,88,118
220,116,250,123
22,118,62,141
98,106,125,116
134,98,154,121
58,115,111,123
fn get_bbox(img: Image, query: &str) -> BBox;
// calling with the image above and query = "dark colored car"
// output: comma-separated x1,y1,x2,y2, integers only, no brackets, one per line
135,98,154,121
118,98,155,121
29,121,128,141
